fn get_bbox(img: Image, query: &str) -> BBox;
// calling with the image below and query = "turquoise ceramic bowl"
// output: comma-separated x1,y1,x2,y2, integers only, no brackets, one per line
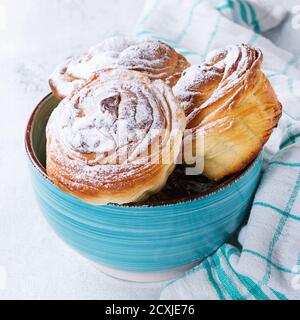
25,94,262,282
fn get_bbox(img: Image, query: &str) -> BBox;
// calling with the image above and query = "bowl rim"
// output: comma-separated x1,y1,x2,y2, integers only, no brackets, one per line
25,93,262,208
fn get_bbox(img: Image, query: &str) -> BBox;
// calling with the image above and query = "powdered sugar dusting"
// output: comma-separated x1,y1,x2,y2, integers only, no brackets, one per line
49,36,190,99
174,44,262,121
47,68,186,190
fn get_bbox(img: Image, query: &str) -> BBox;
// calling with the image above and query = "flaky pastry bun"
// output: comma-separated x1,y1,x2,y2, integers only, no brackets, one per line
49,36,190,100
46,68,186,205
174,44,282,180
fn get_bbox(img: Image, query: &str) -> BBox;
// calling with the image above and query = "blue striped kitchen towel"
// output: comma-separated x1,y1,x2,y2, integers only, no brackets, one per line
215,0,287,32
135,0,300,300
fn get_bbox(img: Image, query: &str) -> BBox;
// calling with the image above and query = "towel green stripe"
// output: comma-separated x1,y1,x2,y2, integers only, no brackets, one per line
177,49,203,58
286,122,295,146
228,0,239,24
297,251,300,266
203,13,221,57
253,202,300,221
246,1,260,46
287,77,294,94
216,3,232,11
269,288,288,300
237,0,249,24
203,259,227,300
243,249,295,274
268,161,300,168
282,108,300,121
175,0,203,44
246,1,260,33
282,53,300,75
280,133,300,149
248,32,258,46
222,247,271,300
212,253,245,300
135,30,177,46
262,170,300,285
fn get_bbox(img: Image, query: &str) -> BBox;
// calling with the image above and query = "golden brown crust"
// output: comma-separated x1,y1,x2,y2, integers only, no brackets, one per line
49,36,190,100
174,44,282,180
46,68,186,204
49,78,64,100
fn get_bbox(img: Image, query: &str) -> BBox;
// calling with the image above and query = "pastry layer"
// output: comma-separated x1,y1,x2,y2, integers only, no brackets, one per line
174,44,282,180
46,68,186,204
49,36,190,100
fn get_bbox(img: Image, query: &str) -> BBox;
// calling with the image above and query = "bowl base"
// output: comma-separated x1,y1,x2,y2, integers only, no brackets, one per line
94,262,200,283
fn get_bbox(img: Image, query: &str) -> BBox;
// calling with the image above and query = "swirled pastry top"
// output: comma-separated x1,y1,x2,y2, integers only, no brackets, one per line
49,36,190,99
46,68,186,205
174,44,282,180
